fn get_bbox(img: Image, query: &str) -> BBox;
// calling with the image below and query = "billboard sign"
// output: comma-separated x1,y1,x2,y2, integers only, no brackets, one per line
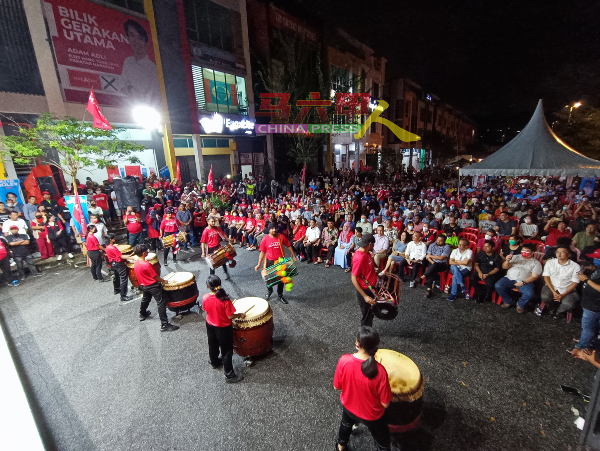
43,0,161,108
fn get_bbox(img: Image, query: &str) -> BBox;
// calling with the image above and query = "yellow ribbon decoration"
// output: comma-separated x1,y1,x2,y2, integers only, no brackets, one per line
354,100,421,142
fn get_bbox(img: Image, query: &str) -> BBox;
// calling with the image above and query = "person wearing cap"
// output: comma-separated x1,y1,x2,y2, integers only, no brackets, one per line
2,210,28,236
105,234,133,302
40,191,60,217
124,206,144,246
146,204,162,252
6,225,43,279
255,222,297,304
350,233,377,327
536,244,581,318
160,207,181,265
132,244,179,332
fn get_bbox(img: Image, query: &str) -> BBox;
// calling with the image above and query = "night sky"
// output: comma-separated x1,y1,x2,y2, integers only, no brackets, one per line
302,0,600,129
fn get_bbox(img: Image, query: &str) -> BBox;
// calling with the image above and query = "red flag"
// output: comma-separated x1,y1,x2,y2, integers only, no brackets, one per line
352,161,355,170
86,89,112,130
301,163,306,184
74,195,87,237
176,160,182,181
207,165,214,193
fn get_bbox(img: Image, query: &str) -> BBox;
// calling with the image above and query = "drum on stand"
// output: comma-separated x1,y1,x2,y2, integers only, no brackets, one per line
127,253,160,288
231,297,273,358
373,274,401,320
116,244,133,257
375,349,424,433
162,272,199,314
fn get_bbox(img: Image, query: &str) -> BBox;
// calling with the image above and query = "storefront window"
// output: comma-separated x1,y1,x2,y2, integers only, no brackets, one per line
192,66,248,115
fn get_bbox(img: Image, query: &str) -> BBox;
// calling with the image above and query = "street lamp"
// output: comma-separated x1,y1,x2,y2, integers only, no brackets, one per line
132,106,162,133
566,101,582,123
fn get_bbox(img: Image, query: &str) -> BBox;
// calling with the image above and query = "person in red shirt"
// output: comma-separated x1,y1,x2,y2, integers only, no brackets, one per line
105,234,134,302
193,206,207,244
133,244,179,332
544,218,573,247
31,210,54,260
351,233,377,327
93,188,110,220
246,213,264,251
202,275,246,383
123,206,144,245
291,217,307,259
146,204,162,252
241,215,256,249
334,326,392,451
201,217,231,278
86,225,106,282
160,207,181,266
255,223,297,304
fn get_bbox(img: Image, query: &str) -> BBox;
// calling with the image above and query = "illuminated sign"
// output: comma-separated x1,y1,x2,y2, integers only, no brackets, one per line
200,113,223,134
200,114,255,135
226,118,254,131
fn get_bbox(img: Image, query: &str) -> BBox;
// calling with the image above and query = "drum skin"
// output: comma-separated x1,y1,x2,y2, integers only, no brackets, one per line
127,255,160,288
232,317,274,357
375,349,424,433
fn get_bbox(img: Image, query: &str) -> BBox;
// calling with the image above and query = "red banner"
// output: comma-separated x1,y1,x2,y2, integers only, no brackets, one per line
106,166,120,181
125,165,141,178
176,160,182,181
207,165,214,193
43,0,160,108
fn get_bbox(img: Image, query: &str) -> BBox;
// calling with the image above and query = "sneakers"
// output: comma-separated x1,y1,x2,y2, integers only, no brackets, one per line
534,306,543,316
516,306,524,314
501,303,511,309
225,374,244,383
68,253,74,259
224,274,231,280
278,295,288,304
409,281,415,288
121,295,133,302
139,311,152,321
266,291,273,300
209,359,223,369
164,260,168,266
57,255,62,261
160,323,180,332
447,293,456,302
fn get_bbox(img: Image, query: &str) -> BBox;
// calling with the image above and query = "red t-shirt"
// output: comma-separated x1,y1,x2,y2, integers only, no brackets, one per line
86,233,100,251
134,259,157,286
93,193,109,210
105,244,122,263
0,240,7,260
245,218,256,230
222,214,232,225
193,212,207,227
351,249,377,290
546,227,572,247
161,217,179,233
201,227,224,248
256,219,266,232
124,213,143,234
293,225,307,241
202,293,235,327
259,234,291,261
333,354,392,421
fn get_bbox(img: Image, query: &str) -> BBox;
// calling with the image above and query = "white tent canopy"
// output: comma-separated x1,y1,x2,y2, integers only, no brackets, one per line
460,100,600,177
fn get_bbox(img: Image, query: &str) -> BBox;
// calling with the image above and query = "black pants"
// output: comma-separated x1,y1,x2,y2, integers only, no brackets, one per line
0,255,14,284
398,260,423,281
304,243,321,261
266,259,283,296
326,244,336,262
209,246,229,276
140,282,168,325
356,287,375,327
163,231,177,263
423,261,448,288
346,250,354,268
338,407,390,451
470,272,502,300
111,261,129,298
293,241,305,259
229,228,242,242
149,237,160,252
206,322,235,378
88,250,103,280
51,234,71,254
13,255,39,278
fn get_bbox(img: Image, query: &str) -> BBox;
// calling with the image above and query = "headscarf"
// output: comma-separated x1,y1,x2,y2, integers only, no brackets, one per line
340,222,353,243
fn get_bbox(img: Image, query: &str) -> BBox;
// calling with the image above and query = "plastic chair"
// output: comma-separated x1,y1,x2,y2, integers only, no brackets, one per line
469,280,498,303
464,227,481,237
538,301,573,322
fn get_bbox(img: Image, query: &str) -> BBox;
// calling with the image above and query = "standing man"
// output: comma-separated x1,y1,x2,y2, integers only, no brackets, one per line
132,244,179,332
350,233,377,327
93,187,110,222
105,235,134,302
23,195,39,223
40,191,60,217
124,207,144,245
201,217,231,279
255,223,297,304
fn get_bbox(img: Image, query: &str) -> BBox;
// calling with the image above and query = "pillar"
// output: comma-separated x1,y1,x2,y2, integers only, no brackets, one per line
192,134,204,182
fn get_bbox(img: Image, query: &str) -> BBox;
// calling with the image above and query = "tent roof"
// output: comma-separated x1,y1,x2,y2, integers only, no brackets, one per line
460,100,600,177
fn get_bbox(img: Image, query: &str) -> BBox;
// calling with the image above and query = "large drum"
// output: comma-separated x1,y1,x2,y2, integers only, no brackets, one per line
116,244,133,257
162,272,199,313
206,243,237,269
127,253,160,288
231,297,273,357
375,349,424,433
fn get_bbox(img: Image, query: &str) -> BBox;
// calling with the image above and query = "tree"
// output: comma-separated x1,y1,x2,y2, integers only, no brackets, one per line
420,130,457,165
1,113,145,187
552,105,600,160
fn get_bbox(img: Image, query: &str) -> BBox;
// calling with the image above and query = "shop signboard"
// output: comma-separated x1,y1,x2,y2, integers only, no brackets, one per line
43,0,161,108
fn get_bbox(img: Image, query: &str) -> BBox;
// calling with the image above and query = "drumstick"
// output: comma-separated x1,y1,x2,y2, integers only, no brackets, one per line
243,305,255,314
164,272,176,280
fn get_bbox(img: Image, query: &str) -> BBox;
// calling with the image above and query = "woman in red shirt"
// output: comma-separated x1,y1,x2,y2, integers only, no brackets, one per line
202,275,246,383
86,225,106,282
146,204,162,252
333,326,392,451
291,217,307,260
160,207,181,265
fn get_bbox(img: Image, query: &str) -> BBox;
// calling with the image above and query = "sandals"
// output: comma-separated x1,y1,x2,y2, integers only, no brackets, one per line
344,268,351,273
325,263,331,268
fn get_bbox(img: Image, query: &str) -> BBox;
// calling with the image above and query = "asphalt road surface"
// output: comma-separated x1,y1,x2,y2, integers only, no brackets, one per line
0,246,596,451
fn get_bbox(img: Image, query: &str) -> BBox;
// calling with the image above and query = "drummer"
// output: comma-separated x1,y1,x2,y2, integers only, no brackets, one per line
160,207,181,266
202,275,246,383
105,234,134,302
201,216,231,279
132,244,179,332
350,233,378,327
333,326,392,451
254,223,297,304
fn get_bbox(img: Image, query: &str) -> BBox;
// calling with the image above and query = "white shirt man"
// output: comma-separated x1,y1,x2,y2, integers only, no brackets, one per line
305,224,321,242
2,214,28,236
450,247,473,271
290,208,301,222
539,246,581,317
404,240,427,262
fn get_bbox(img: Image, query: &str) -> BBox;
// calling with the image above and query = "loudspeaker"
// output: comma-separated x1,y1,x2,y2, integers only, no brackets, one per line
37,176,57,195
579,369,600,450
113,177,140,210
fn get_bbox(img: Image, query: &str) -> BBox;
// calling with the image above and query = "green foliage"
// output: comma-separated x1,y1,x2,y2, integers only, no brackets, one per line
210,193,230,211
1,113,145,181
420,130,457,164
377,147,403,179
553,106,600,160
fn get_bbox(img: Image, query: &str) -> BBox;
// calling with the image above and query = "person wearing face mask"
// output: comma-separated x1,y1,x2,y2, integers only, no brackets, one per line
537,204,550,222
537,245,581,318
333,326,392,451
357,214,372,234
573,201,597,233
500,234,522,260
5,192,24,215
519,216,539,239
476,230,498,253
496,243,542,313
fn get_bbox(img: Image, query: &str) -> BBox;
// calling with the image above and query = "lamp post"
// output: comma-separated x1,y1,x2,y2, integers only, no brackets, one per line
567,101,582,123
